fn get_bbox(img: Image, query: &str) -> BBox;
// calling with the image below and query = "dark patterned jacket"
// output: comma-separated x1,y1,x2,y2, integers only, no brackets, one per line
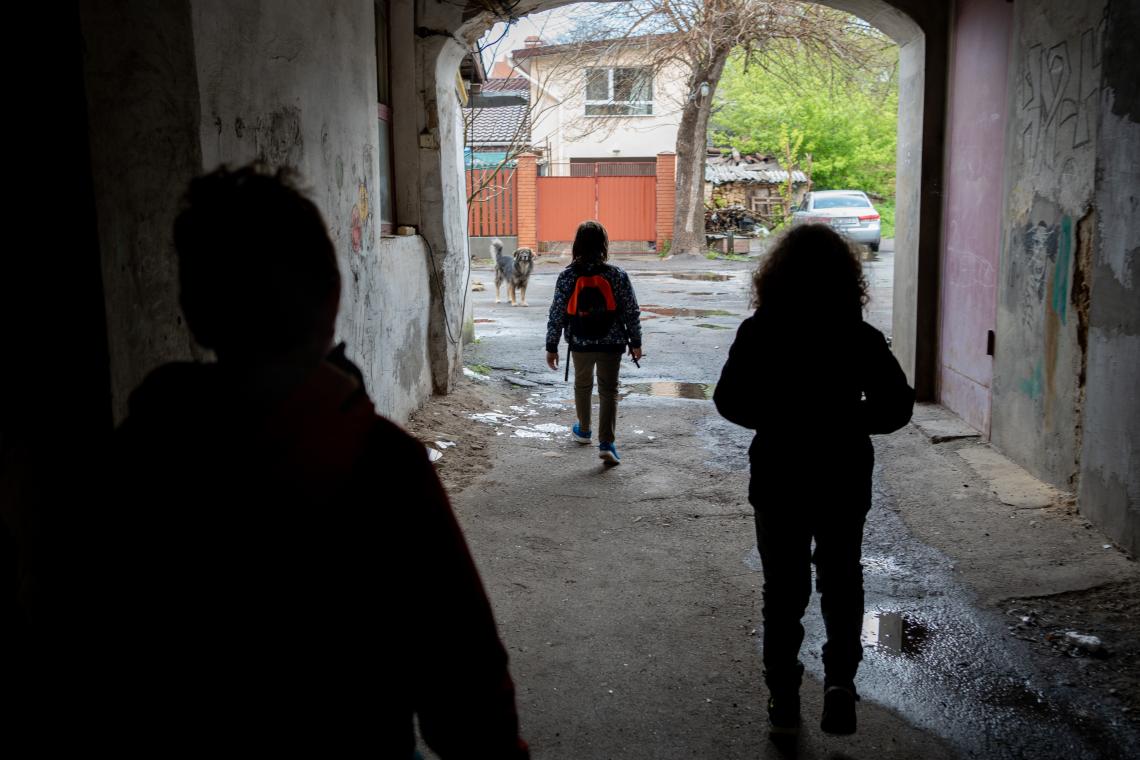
545,262,642,354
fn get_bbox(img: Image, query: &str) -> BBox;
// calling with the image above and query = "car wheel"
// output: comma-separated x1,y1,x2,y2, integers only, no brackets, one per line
869,241,880,253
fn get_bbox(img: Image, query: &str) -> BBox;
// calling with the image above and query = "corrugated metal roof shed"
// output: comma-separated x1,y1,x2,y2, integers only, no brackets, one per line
705,164,808,185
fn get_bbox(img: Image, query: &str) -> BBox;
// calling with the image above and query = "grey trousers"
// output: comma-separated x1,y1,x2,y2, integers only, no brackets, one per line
572,351,622,444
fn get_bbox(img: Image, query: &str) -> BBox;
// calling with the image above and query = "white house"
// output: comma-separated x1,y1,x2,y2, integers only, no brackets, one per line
507,34,688,171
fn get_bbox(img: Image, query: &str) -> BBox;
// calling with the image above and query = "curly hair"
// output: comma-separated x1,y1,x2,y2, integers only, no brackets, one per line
751,223,869,320
571,220,609,268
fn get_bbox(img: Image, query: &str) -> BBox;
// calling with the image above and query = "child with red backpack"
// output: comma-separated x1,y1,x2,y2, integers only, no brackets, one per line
545,221,643,465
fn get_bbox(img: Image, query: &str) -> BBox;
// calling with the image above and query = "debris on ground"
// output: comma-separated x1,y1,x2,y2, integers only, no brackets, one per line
1063,632,1107,656
704,205,766,235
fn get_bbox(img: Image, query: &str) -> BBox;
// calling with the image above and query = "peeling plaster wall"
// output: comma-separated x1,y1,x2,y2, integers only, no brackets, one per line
414,7,475,395
191,0,432,422
993,0,1106,489
1078,1,1140,556
993,0,1138,555
80,0,207,422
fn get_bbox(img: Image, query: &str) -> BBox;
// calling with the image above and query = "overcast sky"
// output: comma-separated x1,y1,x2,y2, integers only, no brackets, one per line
477,4,591,72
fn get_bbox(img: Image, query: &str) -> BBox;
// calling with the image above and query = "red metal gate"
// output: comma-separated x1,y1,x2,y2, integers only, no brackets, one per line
537,163,656,243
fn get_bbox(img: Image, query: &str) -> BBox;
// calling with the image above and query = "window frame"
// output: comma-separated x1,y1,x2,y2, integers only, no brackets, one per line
583,66,654,117
375,0,394,235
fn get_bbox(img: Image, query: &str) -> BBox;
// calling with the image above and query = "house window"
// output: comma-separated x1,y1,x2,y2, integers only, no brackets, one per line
375,0,394,234
584,67,653,116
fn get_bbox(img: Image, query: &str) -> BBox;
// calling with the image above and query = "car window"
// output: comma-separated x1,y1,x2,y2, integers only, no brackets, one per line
813,195,871,209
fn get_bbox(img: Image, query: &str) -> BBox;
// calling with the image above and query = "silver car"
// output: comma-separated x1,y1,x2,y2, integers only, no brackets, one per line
791,190,882,251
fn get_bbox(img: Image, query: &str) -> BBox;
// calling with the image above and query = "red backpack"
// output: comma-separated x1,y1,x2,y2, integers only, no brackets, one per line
567,271,618,339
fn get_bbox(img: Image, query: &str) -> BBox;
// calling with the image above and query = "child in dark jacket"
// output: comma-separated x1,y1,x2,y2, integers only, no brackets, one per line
545,221,642,465
714,224,914,738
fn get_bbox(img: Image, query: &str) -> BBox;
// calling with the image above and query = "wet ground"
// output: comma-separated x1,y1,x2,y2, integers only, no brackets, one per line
409,242,1138,759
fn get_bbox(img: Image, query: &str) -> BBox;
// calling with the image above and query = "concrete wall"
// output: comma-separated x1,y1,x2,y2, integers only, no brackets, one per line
189,0,432,421
81,0,208,422
991,0,1138,555
992,0,1106,489
82,0,447,425
1078,0,1140,556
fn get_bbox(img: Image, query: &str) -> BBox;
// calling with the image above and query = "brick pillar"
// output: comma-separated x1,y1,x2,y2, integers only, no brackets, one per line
516,152,538,251
655,152,676,253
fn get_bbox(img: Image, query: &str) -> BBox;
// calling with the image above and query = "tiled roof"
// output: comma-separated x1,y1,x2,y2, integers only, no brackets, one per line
465,103,530,146
705,163,808,185
512,33,676,59
482,77,530,93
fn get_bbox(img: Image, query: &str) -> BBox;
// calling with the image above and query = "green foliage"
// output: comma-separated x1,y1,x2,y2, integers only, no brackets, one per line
713,43,899,199
468,363,492,376
876,199,895,239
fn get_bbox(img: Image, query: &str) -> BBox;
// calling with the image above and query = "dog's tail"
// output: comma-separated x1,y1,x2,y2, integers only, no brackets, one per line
490,238,504,258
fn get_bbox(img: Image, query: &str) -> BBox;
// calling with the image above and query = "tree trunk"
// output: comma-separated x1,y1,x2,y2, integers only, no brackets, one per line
671,49,730,256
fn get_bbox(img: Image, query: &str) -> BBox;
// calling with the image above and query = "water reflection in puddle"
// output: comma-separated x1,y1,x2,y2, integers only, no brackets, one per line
695,323,731,330
641,305,736,318
671,272,733,281
623,382,715,399
862,611,930,657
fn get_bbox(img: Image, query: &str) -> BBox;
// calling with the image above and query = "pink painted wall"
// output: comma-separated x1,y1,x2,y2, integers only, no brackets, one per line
938,0,1014,435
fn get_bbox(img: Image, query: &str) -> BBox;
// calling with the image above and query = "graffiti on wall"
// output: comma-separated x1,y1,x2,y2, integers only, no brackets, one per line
1012,217,1059,332
1009,207,1077,402
350,145,376,254
1017,11,1106,171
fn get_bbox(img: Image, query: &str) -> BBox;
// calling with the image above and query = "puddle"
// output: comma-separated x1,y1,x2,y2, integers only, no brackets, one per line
862,554,906,576
689,291,714,295
695,323,731,330
474,318,496,323
641,305,736,318
640,314,659,320
623,382,715,399
862,611,930,657
671,273,732,281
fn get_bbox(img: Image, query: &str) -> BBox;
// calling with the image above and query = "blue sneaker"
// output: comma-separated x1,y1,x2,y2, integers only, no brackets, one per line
598,442,620,465
572,423,592,444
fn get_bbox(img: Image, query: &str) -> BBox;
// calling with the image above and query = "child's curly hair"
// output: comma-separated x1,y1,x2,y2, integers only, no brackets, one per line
751,223,870,320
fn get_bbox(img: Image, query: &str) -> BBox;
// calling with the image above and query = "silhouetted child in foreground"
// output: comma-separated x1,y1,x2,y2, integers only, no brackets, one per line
545,220,643,465
87,165,527,757
714,224,914,738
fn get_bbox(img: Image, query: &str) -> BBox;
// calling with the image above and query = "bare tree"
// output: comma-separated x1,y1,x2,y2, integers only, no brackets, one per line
565,1,888,254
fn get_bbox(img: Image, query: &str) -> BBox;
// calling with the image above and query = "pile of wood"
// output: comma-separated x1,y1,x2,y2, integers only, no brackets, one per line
705,205,762,234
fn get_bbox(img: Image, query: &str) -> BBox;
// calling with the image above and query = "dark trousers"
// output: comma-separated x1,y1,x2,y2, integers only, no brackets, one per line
751,488,869,692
